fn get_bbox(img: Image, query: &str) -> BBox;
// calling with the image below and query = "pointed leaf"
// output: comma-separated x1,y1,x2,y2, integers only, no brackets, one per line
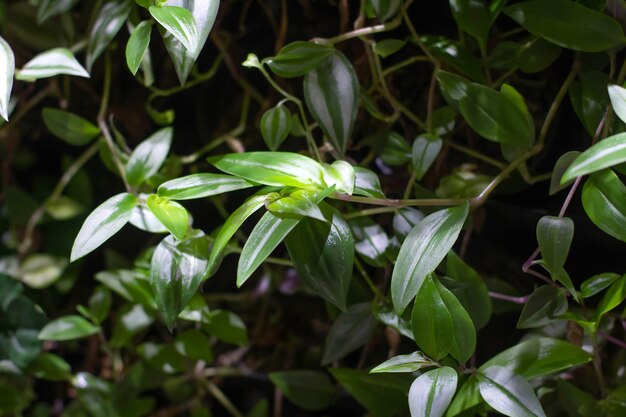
478,366,547,417
596,275,626,318
609,84,626,125
322,302,376,365
370,0,402,22
71,193,138,262
266,188,327,222
304,51,359,156
130,203,169,233
392,202,469,314
17,48,89,81
449,0,492,50
125,127,173,187
550,151,580,195
582,169,626,242
408,366,458,417
580,272,620,298
350,216,390,267
269,371,335,411
146,195,189,240
126,21,152,75
323,161,355,195
371,352,432,374
517,286,568,329
265,41,335,78
38,315,100,341
86,1,132,72
0,36,14,122
412,134,443,180
536,216,574,274
37,0,81,23
435,280,476,364
354,167,385,198
150,6,198,53
42,108,100,146
412,275,454,360
260,103,291,150
158,173,256,200
561,133,626,183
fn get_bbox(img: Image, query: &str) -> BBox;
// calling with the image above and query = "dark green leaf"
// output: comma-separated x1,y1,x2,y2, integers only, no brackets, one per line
478,366,547,417
260,103,291,150
412,134,443,180
408,366,458,417
449,0,492,50
436,280,476,364
174,329,212,361
517,286,568,329
374,39,406,58
372,303,414,340
304,51,359,156
86,1,132,72
94,269,157,311
562,133,626,183
371,352,432,373
149,6,198,53
126,21,152,75
38,315,100,341
422,36,484,82
125,127,173,187
265,41,335,78
596,275,626,318
42,108,100,146
322,302,376,365
350,216,389,267
26,352,71,381
269,371,335,411
146,195,189,240
445,251,491,329
86,286,112,324
550,151,581,195
536,216,574,274
369,0,402,21
569,71,609,137
204,309,248,345
580,272,620,298
353,167,385,198
37,0,81,23
392,202,469,314
437,70,470,111
17,48,89,81
556,379,599,417
379,131,412,166
109,304,153,347
158,173,256,200
582,169,626,242
517,38,562,74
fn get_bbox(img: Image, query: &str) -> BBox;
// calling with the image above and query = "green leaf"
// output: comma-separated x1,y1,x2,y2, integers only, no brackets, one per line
392,202,469,314
322,161,355,195
481,337,592,379
207,195,267,275
569,71,609,137
436,280,476,364
71,193,138,262
208,152,326,189
237,213,299,287
17,48,89,81
126,21,152,75
125,127,173,187
423,36,485,82
38,315,100,341
582,169,626,242
446,375,481,417
412,134,443,180
378,131,412,166
150,231,210,329
174,329,212,362
95,269,156,311
129,203,169,233
561,133,626,183
260,103,291,150
269,371,335,411
609,84,626,125
265,41,335,78
580,272,620,298
149,5,199,53
556,380,599,417
37,0,81,23
549,151,580,195
161,0,219,85
304,51,359,156
596,275,626,318
369,0,402,21
504,0,626,52
373,39,406,58
478,366,547,417
86,0,133,72
87,286,112,324
449,0,492,50
42,108,100,146
517,38,562,74
204,309,248,345
146,195,189,240
158,173,256,200
19,254,66,289
408,366,458,417
373,304,414,340
109,303,153,348
0,36,14,122
437,70,470,111
536,216,574,274
371,352,432,374
322,302,376,365
445,251,491,329
266,188,327,222
26,352,72,381
330,368,412,417
393,207,424,242
285,204,354,310
354,167,385,198
350,216,390,267
517,286,568,329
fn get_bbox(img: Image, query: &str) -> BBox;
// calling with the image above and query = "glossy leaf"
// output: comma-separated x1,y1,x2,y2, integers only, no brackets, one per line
125,127,173,187
582,169,626,242
373,304,414,340
86,0,133,72
596,275,626,318
285,203,354,310
517,38,562,74
71,193,138,262
260,103,291,150
392,202,469,314
437,70,470,111
208,152,326,189
323,161,355,195
17,48,89,81
204,309,249,345
322,302,376,365
146,195,189,240
126,21,152,75
408,366,458,417
354,167,385,198
569,71,609,137
580,272,620,298
393,207,424,242
561,133,626,183
350,216,390,267
207,195,267,275
504,0,626,52
42,108,100,146
150,231,210,329
412,134,443,180
0,36,14,122
269,371,335,411
608,84,626,125
38,315,100,341
379,131,412,166
549,151,580,195
130,203,169,233
149,6,199,53
26,353,72,381
266,187,330,222
37,0,81,23
370,352,432,373
449,0,491,50
445,251,491,329
161,0,219,85
374,39,406,58
265,41,335,78
517,286,568,328
436,280,476,364
536,216,574,274
304,51,359,156
158,173,256,200
422,36,484,83
478,366,547,417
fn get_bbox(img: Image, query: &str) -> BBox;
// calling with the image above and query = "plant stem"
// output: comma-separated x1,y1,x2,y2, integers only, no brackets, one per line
344,206,402,219
331,193,466,207
445,140,506,169
204,380,245,417
488,291,529,304
354,257,385,300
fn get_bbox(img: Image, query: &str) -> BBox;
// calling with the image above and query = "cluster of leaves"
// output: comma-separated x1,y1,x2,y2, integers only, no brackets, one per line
2,0,626,416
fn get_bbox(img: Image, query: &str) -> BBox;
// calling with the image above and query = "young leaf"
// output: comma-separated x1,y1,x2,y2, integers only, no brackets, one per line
304,51,359,156
150,231,210,329
354,167,385,198
208,152,326,189
149,5,199,53
86,0,133,71
42,108,100,146
37,0,81,23
0,36,14,122
158,173,256,200
269,371,335,411
285,203,354,310
71,193,138,262
371,352,432,374
38,315,100,341
437,70,471,110
126,21,152,75
435,280,476,364
478,366,547,417
266,188,326,222
412,134,443,180
17,48,89,81
517,286,568,329
580,272,620,298
504,0,626,52
536,216,574,275
549,151,580,195
608,84,626,125
125,127,173,187
408,366,458,417
265,41,335,78
260,103,291,150
582,169,626,242
561,133,626,183
130,203,169,233
322,302,376,365
596,275,626,318
392,202,469,315
445,251,491,329
146,195,189,240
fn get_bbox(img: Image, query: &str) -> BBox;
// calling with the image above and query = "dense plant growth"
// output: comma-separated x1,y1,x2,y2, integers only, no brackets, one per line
2,0,626,416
